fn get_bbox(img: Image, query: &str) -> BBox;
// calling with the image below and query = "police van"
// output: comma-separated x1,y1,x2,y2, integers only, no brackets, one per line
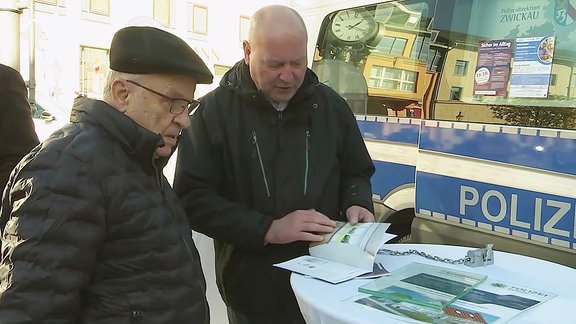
292,0,576,268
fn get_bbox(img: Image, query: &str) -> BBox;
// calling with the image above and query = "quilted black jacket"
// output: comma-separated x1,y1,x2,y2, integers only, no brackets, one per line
0,98,209,323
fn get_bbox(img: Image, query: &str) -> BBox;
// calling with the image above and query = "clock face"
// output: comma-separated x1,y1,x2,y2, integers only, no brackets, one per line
330,9,378,43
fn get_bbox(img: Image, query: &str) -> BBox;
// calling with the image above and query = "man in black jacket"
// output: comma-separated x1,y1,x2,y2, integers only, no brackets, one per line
174,5,375,323
0,26,213,323
0,64,39,193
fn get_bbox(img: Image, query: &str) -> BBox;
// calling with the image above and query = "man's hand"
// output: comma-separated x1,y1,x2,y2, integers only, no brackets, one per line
264,209,336,244
346,205,375,224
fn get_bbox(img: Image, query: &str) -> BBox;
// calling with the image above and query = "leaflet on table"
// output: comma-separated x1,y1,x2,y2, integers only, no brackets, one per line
349,277,556,324
358,262,487,310
274,221,396,283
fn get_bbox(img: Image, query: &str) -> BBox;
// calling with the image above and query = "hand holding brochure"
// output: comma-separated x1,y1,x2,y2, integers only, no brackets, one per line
358,262,487,310
274,221,396,283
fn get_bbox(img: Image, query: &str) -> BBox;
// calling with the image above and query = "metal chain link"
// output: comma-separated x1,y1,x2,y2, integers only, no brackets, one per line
378,249,472,265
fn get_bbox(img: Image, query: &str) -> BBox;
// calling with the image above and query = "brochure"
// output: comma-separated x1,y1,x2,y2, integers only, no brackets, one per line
351,277,556,323
274,221,396,283
358,262,487,310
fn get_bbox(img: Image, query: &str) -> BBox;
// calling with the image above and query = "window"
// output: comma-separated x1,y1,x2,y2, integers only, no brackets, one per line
410,35,429,61
454,60,468,76
374,36,407,56
369,66,417,92
191,4,208,34
240,15,250,43
80,46,109,99
154,0,170,27
550,74,557,86
450,87,462,100
89,0,109,15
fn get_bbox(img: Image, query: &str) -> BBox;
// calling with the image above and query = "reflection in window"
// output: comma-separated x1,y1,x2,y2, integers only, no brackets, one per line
410,35,429,61
369,65,416,92
450,87,462,100
89,0,109,16
374,36,407,56
154,0,170,27
454,60,468,76
427,48,443,72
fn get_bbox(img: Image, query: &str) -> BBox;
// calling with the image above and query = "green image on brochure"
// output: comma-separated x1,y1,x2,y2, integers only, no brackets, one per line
358,262,487,310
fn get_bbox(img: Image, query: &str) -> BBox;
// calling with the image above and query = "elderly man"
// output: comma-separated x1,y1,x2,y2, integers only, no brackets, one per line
174,5,375,323
0,26,213,323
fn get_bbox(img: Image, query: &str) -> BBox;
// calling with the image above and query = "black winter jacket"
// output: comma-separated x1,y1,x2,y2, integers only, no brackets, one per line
0,99,209,323
174,60,375,318
0,64,39,192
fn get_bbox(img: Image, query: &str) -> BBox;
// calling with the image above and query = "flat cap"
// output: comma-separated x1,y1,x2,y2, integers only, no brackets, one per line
110,26,213,84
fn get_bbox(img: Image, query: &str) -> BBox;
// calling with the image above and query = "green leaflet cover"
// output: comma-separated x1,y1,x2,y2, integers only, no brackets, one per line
358,262,487,310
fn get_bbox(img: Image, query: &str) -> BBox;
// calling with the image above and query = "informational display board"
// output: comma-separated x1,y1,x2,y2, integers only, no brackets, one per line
509,36,555,98
473,39,513,96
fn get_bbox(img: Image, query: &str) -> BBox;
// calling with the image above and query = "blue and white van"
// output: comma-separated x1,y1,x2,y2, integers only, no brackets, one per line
293,0,576,268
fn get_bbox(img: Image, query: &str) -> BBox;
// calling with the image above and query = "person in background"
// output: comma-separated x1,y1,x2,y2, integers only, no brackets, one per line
0,64,39,192
173,5,375,323
0,26,213,323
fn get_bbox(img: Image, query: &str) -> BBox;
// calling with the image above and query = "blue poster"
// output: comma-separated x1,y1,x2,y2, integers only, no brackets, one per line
509,36,555,98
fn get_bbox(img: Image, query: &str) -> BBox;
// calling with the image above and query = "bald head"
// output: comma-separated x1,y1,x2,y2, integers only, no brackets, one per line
243,5,309,103
248,5,307,45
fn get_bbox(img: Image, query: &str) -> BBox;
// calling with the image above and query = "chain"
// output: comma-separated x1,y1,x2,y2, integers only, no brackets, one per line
378,249,472,265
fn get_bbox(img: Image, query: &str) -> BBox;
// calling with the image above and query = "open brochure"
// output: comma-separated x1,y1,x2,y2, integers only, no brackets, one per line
358,262,487,310
351,276,556,324
274,221,396,283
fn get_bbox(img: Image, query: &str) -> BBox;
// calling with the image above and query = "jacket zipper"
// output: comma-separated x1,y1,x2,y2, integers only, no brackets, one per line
252,131,270,197
304,130,310,196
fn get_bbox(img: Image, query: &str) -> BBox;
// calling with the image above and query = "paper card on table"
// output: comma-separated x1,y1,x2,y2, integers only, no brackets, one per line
350,277,556,324
358,262,487,310
274,221,396,283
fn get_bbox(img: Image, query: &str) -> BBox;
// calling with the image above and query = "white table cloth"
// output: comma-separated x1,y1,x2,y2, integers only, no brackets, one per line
291,243,576,324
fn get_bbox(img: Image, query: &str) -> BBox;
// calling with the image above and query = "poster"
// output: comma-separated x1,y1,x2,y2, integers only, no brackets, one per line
473,39,513,96
509,36,555,98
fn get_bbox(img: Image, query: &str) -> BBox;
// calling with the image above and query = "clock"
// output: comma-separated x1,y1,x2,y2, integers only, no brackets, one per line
330,8,379,44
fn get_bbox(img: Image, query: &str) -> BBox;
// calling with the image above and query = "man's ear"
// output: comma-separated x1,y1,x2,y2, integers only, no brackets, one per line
243,40,251,65
110,79,129,112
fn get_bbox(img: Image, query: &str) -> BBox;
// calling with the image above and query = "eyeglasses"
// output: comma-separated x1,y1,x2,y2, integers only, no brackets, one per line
126,79,200,115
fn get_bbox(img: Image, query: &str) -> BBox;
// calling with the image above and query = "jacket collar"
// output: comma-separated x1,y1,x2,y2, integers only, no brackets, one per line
220,60,319,106
70,97,171,170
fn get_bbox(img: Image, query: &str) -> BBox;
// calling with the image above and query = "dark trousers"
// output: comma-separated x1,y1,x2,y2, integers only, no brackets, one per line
227,307,306,324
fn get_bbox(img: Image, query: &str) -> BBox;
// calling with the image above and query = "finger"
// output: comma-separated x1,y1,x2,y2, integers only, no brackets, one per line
298,232,325,242
303,223,335,234
359,213,375,222
347,213,359,224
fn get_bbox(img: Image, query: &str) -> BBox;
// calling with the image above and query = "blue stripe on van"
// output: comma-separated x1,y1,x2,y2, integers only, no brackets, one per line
419,123,576,176
357,119,420,144
415,171,576,248
372,161,415,200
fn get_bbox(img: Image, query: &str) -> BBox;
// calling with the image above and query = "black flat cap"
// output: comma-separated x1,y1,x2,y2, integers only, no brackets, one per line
110,26,213,84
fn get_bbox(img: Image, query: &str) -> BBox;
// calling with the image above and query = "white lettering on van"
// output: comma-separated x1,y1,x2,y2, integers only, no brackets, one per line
544,200,570,237
481,190,506,222
460,186,479,215
510,194,530,229
458,185,574,238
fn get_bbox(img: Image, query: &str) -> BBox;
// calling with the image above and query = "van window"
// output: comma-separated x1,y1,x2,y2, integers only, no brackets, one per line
312,0,576,129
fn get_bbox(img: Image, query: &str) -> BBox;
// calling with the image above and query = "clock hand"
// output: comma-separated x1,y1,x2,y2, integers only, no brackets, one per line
347,20,363,29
